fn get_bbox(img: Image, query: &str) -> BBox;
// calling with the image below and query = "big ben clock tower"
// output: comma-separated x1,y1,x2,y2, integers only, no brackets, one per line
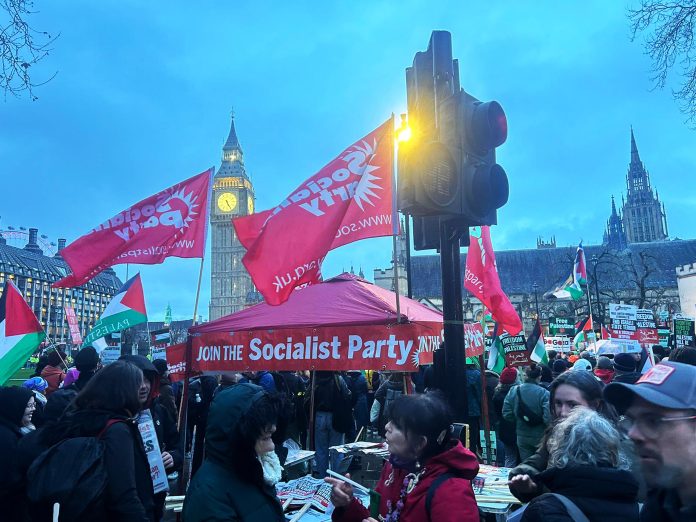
209,113,258,320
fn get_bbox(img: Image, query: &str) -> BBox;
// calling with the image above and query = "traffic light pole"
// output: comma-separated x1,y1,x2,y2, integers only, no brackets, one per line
438,220,469,423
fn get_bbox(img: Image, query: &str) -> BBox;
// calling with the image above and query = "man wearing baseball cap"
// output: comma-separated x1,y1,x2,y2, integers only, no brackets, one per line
605,361,696,521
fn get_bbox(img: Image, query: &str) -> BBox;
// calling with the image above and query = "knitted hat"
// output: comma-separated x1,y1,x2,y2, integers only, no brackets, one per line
152,358,169,376
22,377,48,392
552,359,568,374
597,356,613,370
613,353,637,373
75,346,100,372
499,367,517,385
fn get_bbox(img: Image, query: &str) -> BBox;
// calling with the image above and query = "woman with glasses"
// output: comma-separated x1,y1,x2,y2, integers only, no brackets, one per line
516,407,639,521
0,386,35,521
508,370,643,503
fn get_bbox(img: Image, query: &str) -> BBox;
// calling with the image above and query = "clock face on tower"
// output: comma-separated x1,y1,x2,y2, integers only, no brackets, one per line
247,196,254,215
217,192,238,212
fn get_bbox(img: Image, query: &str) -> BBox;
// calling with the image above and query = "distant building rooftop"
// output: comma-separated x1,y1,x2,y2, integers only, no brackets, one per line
411,239,696,299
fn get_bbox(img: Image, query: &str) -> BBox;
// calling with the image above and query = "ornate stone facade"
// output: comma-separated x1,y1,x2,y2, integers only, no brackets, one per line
605,128,668,247
209,115,260,321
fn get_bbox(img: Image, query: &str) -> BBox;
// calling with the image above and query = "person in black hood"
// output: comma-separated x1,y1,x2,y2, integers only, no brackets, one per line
35,360,155,521
120,354,182,521
0,386,34,521
45,346,101,419
518,407,639,521
152,358,177,421
182,384,284,521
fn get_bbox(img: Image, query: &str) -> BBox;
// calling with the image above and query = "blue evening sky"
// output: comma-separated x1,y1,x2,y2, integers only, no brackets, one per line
2,1,694,321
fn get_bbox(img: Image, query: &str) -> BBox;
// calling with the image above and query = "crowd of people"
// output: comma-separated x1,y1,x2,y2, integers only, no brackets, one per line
1,344,696,520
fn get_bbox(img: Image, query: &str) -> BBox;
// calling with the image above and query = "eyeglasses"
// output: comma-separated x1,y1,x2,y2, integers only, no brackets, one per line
26,402,36,411
619,414,696,438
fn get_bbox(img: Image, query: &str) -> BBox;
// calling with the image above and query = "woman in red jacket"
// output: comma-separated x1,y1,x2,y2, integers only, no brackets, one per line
326,392,480,522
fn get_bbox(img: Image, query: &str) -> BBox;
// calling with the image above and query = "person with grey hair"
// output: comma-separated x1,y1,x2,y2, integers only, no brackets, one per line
513,407,639,521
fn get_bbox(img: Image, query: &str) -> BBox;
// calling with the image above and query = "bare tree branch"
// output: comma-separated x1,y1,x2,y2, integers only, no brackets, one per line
1,0,58,101
628,1,696,125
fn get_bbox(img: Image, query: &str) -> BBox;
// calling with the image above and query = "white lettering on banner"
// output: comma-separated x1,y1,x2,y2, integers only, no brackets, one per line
195,334,416,366
94,185,200,242
464,268,483,294
265,138,381,223
272,256,326,293
137,409,169,495
248,336,339,361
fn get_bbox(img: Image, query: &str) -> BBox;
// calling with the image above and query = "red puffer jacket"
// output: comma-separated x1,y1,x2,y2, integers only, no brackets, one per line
332,440,480,522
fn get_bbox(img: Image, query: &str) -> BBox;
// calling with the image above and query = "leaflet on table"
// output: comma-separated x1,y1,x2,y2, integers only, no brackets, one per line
329,441,386,453
275,476,334,512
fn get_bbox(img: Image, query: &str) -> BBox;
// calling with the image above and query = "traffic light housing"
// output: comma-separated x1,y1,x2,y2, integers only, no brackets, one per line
398,31,509,227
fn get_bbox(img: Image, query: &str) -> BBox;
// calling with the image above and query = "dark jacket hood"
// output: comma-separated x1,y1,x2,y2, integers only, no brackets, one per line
119,354,160,403
0,386,33,428
424,440,480,479
205,383,266,465
537,464,638,501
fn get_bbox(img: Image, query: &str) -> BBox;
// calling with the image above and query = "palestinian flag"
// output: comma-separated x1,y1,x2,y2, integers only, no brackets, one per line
487,335,506,374
527,318,548,365
151,328,171,345
546,242,587,300
82,274,147,348
0,281,45,385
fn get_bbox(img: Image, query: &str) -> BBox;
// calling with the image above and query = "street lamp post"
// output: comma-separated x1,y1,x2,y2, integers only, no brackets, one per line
532,282,540,319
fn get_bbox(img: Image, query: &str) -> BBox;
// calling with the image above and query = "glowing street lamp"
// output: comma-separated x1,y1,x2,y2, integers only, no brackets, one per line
396,113,412,143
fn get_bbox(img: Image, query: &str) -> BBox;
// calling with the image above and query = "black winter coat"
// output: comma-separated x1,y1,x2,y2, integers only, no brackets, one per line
182,384,285,522
0,417,28,522
150,401,182,520
36,409,156,522
521,465,639,522
612,371,642,384
492,385,517,446
0,386,33,522
157,376,178,421
640,488,696,521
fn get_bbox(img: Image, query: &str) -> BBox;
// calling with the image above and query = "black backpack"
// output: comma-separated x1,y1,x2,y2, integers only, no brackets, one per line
27,419,123,519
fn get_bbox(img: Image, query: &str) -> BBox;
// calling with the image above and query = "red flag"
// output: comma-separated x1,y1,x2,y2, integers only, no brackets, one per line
54,169,212,288
465,226,522,335
234,119,395,305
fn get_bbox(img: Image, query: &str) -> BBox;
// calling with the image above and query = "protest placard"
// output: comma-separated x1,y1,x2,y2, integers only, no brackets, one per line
500,333,529,367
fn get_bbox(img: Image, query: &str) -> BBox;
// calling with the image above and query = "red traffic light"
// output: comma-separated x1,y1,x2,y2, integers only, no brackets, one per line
471,101,507,151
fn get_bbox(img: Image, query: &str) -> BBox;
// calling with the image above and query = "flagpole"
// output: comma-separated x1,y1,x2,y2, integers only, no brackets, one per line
391,113,402,323
192,258,205,325
586,283,597,351
178,256,205,491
